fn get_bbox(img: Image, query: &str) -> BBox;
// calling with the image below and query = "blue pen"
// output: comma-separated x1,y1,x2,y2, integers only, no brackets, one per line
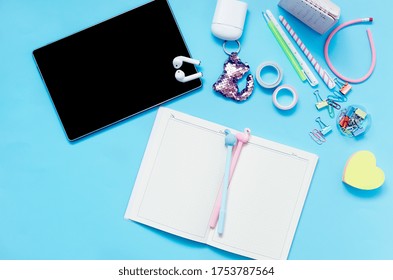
217,129,237,235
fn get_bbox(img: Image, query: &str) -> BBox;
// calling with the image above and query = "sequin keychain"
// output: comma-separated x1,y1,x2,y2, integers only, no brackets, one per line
211,0,254,101
213,40,254,101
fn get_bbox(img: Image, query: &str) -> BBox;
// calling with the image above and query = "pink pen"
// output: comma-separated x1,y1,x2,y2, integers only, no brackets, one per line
209,128,251,229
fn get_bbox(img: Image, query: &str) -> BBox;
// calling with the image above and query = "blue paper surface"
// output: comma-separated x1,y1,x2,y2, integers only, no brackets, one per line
1,0,392,260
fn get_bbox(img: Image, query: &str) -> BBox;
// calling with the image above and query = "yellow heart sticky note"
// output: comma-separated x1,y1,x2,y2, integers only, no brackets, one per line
342,150,385,190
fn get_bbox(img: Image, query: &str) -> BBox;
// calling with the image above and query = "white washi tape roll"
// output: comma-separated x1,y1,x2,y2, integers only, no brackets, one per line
255,61,283,89
272,85,298,110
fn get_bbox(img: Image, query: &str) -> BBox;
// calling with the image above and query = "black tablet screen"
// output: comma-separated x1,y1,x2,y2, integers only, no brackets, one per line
33,0,202,141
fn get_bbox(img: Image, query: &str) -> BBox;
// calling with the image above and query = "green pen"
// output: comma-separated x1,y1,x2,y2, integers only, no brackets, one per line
262,12,306,82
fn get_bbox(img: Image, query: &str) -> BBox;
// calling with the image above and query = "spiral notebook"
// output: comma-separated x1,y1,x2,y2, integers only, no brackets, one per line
124,107,318,259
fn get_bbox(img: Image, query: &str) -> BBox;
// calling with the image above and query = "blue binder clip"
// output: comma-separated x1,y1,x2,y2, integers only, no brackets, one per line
316,117,332,136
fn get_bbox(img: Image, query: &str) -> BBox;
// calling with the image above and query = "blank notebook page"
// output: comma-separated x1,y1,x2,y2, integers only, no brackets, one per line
136,117,226,242
208,141,311,259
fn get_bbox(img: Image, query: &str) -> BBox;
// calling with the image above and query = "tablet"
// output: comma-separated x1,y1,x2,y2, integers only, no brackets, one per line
33,0,202,141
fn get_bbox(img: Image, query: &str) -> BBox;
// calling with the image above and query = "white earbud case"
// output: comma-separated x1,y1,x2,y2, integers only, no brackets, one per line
211,0,248,41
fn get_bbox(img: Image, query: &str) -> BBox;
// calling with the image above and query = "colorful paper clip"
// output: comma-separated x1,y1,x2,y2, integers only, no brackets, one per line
337,105,370,137
327,98,341,110
327,90,348,103
334,78,352,95
327,102,335,118
309,129,326,145
326,88,348,119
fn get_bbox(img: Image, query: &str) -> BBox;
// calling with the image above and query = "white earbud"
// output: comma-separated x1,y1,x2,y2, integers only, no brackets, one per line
173,56,201,69
175,70,203,83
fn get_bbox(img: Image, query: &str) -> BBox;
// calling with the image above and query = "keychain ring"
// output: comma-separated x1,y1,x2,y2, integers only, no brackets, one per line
223,40,241,55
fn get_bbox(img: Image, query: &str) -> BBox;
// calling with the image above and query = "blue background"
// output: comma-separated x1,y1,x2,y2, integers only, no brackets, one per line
1,0,393,260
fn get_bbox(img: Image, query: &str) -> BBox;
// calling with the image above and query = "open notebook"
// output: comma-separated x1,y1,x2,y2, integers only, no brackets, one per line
124,107,318,259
